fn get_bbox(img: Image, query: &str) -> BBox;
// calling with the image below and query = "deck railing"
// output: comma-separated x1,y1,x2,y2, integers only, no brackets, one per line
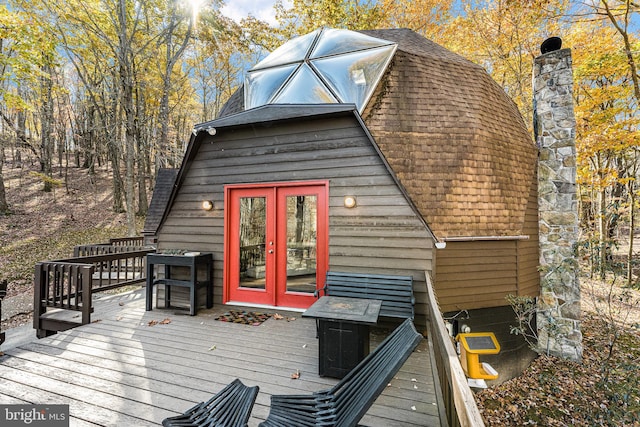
109,236,144,246
34,240,155,338
425,272,486,427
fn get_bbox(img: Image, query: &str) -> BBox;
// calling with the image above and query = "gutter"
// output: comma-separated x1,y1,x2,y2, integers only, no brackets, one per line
442,235,530,242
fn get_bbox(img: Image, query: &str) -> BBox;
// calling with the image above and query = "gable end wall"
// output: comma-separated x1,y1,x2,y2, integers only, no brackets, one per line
156,115,434,326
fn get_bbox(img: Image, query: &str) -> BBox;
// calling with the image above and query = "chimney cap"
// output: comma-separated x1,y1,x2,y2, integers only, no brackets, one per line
541,37,562,54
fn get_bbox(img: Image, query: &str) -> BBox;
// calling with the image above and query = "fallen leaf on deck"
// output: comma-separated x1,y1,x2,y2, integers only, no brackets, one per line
209,345,217,351
119,302,125,306
411,406,416,411
116,316,123,321
160,318,171,324
287,317,296,322
148,320,158,326
0,351,4,356
92,319,102,323
291,370,300,379
273,313,284,320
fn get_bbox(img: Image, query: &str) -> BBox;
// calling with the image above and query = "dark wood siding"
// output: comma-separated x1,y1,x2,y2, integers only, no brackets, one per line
156,115,433,326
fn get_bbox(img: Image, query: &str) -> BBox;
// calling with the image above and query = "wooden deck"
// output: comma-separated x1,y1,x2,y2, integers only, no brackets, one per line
0,289,444,426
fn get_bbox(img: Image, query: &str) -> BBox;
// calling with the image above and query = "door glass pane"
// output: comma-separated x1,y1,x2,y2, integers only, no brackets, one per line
286,195,317,293
239,197,266,289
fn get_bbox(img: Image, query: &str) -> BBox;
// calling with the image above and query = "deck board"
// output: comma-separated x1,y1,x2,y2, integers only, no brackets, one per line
0,289,443,426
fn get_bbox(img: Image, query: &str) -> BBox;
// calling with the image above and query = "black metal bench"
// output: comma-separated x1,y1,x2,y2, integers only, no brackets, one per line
162,379,259,427
259,318,423,427
319,271,415,320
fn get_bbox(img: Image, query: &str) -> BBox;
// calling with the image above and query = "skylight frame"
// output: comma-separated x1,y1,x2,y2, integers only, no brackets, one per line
244,28,397,113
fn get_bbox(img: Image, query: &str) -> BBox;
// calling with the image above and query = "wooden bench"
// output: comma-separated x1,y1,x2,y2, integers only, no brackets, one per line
162,379,259,427
318,271,415,320
259,318,423,427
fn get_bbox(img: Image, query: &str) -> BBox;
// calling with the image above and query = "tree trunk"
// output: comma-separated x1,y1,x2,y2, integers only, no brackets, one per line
109,142,125,213
157,4,193,169
628,183,635,286
0,145,8,212
41,61,55,192
627,151,639,286
118,0,137,237
136,85,148,216
597,154,607,279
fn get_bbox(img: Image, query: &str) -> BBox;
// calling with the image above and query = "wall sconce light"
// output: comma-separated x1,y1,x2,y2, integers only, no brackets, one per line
435,241,447,249
205,127,217,136
201,200,214,211
343,196,357,208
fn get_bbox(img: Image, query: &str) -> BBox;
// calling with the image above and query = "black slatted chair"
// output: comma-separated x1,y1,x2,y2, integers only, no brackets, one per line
163,379,259,427
259,318,422,427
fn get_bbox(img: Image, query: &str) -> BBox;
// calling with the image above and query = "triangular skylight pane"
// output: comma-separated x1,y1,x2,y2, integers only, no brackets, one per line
311,45,396,111
310,28,394,59
252,30,320,70
245,64,299,109
271,64,338,105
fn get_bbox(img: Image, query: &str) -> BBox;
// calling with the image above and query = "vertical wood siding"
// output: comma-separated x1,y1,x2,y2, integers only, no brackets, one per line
156,115,433,326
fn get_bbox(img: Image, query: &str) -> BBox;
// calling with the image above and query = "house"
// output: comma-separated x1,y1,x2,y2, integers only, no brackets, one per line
151,28,540,335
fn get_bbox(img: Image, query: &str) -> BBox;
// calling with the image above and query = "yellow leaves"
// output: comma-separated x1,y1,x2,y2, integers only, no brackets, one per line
275,0,383,38
378,0,453,39
571,16,640,194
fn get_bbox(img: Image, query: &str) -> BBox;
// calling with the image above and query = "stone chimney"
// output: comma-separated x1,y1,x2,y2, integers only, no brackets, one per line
532,38,582,361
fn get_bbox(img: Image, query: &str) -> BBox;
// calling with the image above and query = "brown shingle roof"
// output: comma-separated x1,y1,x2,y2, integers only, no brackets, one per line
218,28,537,238
360,29,536,238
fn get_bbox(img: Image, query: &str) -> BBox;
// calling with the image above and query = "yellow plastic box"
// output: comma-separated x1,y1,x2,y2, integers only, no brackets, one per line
456,332,500,380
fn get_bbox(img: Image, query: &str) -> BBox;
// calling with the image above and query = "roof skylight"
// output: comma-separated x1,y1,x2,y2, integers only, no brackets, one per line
244,28,397,113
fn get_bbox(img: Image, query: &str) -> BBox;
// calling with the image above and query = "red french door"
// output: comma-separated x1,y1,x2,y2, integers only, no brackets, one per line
225,182,328,309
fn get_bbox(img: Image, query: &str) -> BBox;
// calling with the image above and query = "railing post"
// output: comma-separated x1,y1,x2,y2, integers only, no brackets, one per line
0,280,6,346
79,265,94,325
34,262,51,338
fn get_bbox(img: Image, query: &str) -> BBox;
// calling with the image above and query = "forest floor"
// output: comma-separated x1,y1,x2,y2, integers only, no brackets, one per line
1,160,640,425
0,159,132,330
477,275,640,426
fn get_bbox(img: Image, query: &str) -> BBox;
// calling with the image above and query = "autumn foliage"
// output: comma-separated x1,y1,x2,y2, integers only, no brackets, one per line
0,1,639,424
